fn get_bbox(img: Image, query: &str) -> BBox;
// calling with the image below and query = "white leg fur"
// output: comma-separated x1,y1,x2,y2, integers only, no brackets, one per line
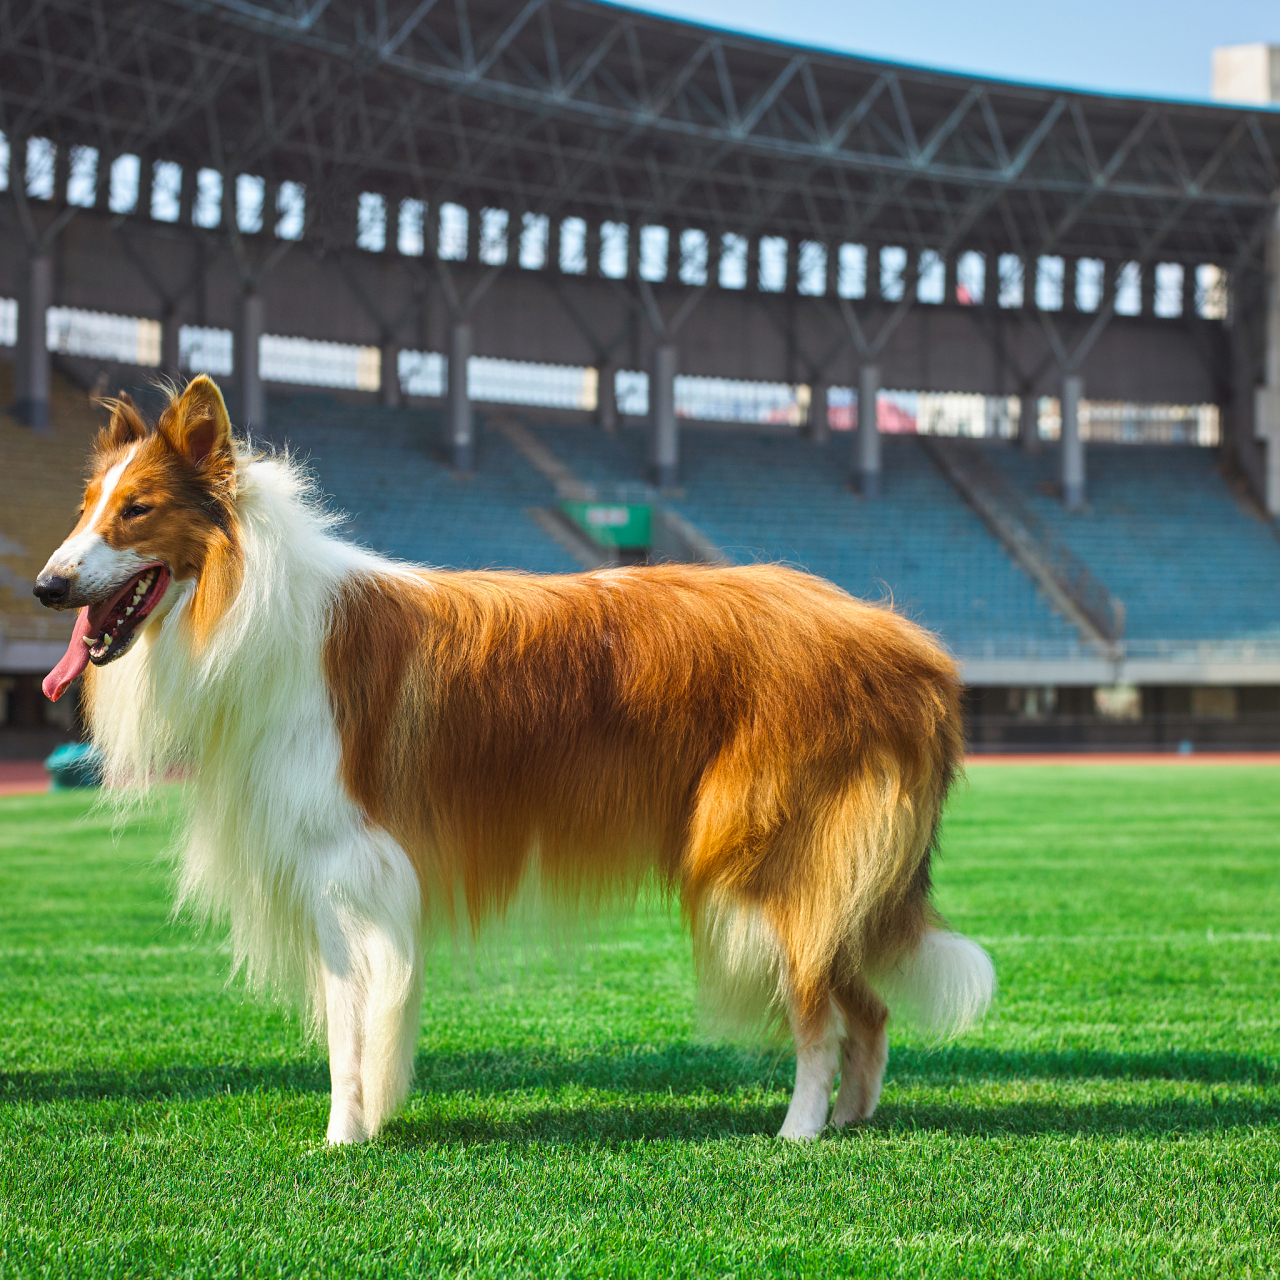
311,832,424,1144
777,1004,842,1140
322,952,370,1144
830,1021,889,1129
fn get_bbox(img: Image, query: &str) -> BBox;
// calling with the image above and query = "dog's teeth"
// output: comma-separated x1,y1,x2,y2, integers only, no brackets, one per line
102,634,112,647
125,606,134,615
82,636,95,647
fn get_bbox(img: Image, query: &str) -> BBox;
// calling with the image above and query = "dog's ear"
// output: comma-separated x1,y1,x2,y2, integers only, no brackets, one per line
99,393,149,450
160,375,234,468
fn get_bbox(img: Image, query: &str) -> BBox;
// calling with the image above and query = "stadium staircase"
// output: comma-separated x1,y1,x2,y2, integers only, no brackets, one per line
12,375,1278,678
0,359,102,754
975,442,1280,646
924,437,1126,655
262,394,580,574
0,361,99,662
524,421,1085,659
248,401,1095,661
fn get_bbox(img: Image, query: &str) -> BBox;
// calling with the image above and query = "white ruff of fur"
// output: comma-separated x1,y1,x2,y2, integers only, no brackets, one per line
869,929,997,1041
87,449,416,1029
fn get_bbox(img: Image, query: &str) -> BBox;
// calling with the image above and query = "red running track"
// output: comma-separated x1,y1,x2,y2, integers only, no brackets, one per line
2,751,1278,799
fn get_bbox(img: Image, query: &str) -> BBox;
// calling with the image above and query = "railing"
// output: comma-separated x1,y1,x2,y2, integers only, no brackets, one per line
926,438,1126,645
0,613,76,643
951,636,1280,665
1121,638,1280,664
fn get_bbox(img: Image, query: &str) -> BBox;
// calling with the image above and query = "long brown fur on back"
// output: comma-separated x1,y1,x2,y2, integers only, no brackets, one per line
324,562,962,1032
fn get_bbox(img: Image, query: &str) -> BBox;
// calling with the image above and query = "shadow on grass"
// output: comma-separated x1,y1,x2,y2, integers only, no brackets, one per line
3,1041,1277,1109
381,1089,1280,1147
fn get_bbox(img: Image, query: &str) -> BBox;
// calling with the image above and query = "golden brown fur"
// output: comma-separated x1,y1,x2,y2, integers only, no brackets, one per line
325,563,963,1035
47,376,985,1141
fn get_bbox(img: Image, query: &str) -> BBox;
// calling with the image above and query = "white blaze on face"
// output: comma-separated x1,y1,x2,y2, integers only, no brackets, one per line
41,446,153,600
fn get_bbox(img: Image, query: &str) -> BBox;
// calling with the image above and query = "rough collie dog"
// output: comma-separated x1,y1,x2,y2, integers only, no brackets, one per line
34,376,994,1143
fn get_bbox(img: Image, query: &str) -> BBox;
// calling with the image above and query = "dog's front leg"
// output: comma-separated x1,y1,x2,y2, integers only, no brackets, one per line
311,832,424,1144
319,944,368,1144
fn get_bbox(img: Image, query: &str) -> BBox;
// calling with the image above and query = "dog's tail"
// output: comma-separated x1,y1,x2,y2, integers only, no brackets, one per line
870,927,996,1040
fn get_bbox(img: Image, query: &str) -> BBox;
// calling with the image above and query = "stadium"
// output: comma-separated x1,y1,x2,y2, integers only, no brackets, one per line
1,2,1278,1276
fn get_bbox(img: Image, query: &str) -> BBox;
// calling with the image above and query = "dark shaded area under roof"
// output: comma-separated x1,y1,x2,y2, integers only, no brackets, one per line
2,0,1278,266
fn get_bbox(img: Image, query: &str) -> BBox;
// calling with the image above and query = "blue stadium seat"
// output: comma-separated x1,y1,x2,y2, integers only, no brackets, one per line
261,394,579,574
979,442,1280,640
530,423,1079,655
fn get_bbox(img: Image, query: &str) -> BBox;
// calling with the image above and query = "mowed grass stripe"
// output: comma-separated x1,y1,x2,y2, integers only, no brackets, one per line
1,766,1277,1277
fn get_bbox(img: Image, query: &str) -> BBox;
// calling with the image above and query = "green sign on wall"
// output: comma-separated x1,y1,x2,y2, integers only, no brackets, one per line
560,500,652,549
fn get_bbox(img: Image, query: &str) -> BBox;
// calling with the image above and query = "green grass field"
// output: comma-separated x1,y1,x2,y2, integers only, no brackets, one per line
1,765,1277,1278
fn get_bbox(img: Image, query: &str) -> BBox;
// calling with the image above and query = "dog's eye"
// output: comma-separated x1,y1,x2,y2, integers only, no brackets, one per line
121,504,151,520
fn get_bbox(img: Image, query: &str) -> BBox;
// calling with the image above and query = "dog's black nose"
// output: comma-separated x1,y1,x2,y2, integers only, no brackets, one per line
33,574,70,607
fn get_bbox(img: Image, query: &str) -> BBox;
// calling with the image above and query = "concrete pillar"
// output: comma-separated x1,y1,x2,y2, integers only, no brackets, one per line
54,144,71,207
746,237,760,293
1182,262,1197,320
547,217,562,274
449,321,473,471
984,249,999,308
1140,263,1155,316
264,181,280,239
1102,260,1117,312
626,220,639,280
137,155,153,220
178,165,194,226
161,309,181,379
464,204,479,263
1255,207,1280,516
984,394,1010,440
825,242,839,299
94,152,113,211
1019,393,1040,451
237,288,265,428
855,363,881,497
586,221,601,276
595,362,617,433
505,211,520,267
1063,258,1078,312
808,381,829,444
380,341,401,408
14,253,52,430
708,232,723,290
1062,373,1085,510
220,169,236,235
865,244,881,301
650,343,678,487
944,252,958,306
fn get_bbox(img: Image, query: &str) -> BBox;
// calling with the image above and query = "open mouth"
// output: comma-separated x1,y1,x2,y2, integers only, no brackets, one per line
83,564,171,665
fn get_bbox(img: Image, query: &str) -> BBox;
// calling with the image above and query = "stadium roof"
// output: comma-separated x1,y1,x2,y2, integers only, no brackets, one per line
3,0,1280,266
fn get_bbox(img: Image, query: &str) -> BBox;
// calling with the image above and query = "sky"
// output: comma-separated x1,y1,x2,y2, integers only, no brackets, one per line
621,0,1280,102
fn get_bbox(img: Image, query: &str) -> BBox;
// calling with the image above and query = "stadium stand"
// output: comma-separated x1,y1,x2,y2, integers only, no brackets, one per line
263,394,580,575
0,364,96,755
526,422,1083,656
4,376,1279,752
979,442,1280,641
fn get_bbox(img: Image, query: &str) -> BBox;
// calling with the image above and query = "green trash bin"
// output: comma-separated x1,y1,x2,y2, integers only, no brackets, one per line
44,742,104,791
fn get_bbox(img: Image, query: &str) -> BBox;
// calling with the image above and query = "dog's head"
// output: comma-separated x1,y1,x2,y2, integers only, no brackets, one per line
35,375,240,700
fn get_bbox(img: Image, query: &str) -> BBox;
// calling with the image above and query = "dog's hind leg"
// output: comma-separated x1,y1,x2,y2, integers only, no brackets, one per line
830,975,889,1128
312,830,424,1144
778,996,842,1140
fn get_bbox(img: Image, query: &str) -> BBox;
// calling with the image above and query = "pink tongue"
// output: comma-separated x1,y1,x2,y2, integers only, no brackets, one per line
43,607,94,702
